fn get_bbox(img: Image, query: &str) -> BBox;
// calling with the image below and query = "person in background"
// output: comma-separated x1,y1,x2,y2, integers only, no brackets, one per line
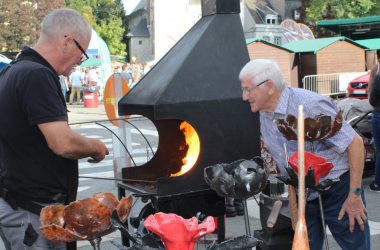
83,67,90,86
95,66,103,91
239,59,370,250
69,66,83,104
132,63,141,83
88,66,99,86
368,62,380,192
126,62,134,76
0,8,108,250
113,66,120,74
142,62,151,75
59,75,69,102
138,63,145,77
120,64,133,87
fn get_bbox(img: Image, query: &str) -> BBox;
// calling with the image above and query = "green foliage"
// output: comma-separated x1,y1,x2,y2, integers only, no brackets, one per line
64,0,128,56
94,0,124,24
96,17,126,56
303,0,380,37
306,0,375,22
115,0,130,49
65,0,96,26
368,0,380,15
0,0,64,52
0,0,127,55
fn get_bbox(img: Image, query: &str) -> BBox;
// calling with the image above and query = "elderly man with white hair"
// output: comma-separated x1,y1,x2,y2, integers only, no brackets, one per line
239,59,370,250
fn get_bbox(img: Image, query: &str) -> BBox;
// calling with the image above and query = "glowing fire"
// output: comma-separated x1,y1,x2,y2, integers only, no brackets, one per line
171,121,200,176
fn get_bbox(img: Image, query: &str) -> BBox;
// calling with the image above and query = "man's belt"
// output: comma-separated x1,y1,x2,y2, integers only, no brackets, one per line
0,187,18,210
339,171,349,181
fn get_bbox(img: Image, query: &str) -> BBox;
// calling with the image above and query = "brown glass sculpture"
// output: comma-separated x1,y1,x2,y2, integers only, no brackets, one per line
276,112,343,141
40,192,133,248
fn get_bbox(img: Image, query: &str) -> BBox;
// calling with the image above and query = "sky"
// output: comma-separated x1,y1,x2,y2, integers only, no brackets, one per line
122,0,140,15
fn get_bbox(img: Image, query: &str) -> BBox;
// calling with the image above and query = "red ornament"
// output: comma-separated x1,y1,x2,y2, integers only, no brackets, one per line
288,151,333,184
144,212,215,250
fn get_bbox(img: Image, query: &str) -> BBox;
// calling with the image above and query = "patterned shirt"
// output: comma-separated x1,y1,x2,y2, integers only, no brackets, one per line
260,87,355,199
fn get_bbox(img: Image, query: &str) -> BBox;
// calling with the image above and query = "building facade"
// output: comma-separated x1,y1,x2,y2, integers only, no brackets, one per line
126,0,303,63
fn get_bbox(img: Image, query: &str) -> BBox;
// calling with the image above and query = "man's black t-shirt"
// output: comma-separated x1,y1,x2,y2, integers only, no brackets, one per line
0,47,78,213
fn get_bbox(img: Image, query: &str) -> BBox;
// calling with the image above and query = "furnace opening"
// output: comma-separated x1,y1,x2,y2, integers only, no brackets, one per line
121,119,201,182
171,121,200,176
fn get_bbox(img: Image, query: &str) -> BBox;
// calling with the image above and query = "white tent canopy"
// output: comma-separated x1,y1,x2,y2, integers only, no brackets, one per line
84,30,113,89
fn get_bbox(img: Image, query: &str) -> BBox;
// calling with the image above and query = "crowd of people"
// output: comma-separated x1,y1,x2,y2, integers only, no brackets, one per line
113,62,150,87
59,66,101,104
58,62,150,105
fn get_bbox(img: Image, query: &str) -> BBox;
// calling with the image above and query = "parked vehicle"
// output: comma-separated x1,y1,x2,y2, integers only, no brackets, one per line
0,54,11,70
338,98,375,175
347,73,369,99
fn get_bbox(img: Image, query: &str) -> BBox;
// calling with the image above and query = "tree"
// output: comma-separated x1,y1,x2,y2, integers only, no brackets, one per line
64,0,97,26
306,0,375,22
96,17,127,55
65,0,127,56
92,0,127,55
301,0,375,37
368,0,380,15
0,0,64,53
115,0,129,47
0,1,34,52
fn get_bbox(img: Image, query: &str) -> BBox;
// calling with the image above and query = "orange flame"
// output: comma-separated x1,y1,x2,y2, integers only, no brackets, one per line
171,122,200,176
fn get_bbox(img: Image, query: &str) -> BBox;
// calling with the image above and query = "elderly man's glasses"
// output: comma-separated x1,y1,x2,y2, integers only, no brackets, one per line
64,35,89,63
241,79,268,94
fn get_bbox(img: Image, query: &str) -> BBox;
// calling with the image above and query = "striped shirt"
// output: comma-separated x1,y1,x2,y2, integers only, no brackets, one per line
260,87,355,199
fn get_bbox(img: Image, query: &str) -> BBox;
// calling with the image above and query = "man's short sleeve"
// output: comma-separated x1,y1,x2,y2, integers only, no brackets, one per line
18,67,67,125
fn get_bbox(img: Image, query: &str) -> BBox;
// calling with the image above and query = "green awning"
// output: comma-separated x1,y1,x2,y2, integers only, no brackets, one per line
246,38,260,44
317,16,380,27
80,57,101,68
282,36,367,53
355,38,380,50
316,16,380,39
245,38,293,52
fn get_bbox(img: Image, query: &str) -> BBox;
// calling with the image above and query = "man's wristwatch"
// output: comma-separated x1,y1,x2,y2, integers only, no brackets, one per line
350,187,362,196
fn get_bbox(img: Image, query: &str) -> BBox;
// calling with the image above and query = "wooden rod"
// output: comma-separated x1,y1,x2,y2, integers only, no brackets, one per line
298,105,305,217
292,105,310,250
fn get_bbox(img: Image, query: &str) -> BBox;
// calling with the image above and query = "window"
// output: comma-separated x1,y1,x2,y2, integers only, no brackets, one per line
274,36,282,45
265,14,279,25
139,40,142,45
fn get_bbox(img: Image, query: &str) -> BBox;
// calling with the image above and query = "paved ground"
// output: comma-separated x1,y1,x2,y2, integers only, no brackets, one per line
67,102,109,124
1,102,380,250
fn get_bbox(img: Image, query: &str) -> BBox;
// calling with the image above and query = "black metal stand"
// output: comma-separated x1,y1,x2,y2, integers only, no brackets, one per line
242,199,251,236
117,182,226,247
89,238,102,250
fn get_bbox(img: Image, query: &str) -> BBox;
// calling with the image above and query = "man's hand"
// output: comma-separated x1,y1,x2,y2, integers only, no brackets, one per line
338,193,367,232
90,138,109,162
39,121,109,160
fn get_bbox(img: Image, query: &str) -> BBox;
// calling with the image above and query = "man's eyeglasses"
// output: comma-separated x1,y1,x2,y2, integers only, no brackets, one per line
64,35,89,63
241,79,269,94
